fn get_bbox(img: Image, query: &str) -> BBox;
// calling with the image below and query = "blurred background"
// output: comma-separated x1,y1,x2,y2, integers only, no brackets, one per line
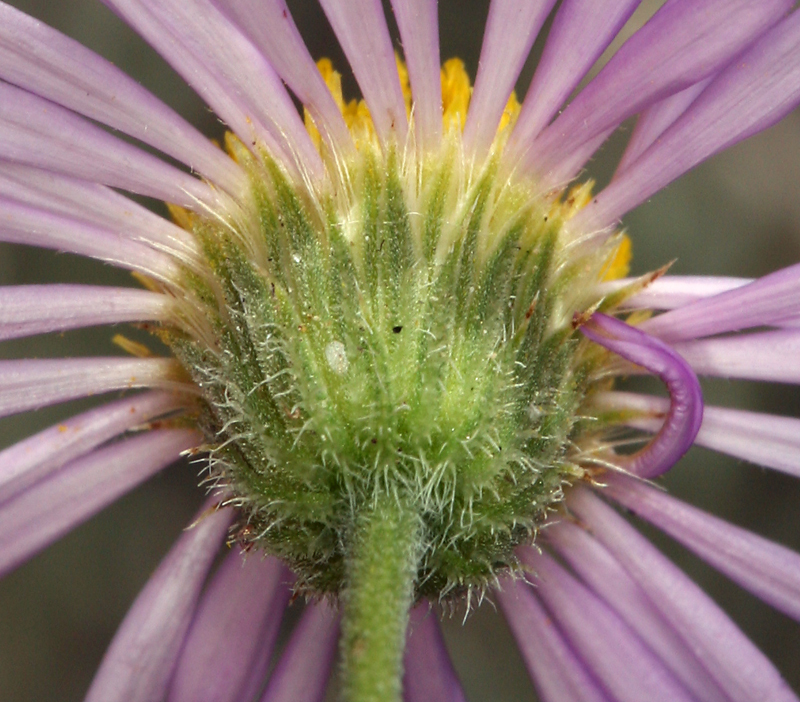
1,1,799,700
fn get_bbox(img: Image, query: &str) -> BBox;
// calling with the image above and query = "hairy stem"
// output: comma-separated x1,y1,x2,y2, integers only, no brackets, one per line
340,496,422,702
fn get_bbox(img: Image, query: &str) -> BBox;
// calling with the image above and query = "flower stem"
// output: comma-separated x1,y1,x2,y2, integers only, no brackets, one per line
340,496,422,702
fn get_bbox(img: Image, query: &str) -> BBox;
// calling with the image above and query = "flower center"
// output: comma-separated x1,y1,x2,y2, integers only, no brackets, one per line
161,59,627,600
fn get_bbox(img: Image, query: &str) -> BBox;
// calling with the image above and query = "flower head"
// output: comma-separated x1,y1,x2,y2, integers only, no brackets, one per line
2,0,800,700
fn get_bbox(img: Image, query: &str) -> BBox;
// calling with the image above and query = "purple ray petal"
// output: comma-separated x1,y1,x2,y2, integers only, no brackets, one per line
580,313,703,478
0,163,197,258
539,129,612,192
615,78,711,175
402,603,467,702
640,262,800,342
389,0,442,149
85,498,233,702
0,390,186,504
545,523,730,702
497,579,612,702
259,601,339,702
168,550,293,702
598,276,752,311
0,2,245,197
671,329,800,383
574,10,800,232
0,195,178,279
101,0,321,180
0,81,221,211
569,487,800,702
318,0,408,146
527,0,791,181
0,285,170,341
0,428,201,578
606,474,800,622
462,0,557,157
212,0,353,156
593,390,800,479
0,357,186,418
522,549,697,702
508,0,641,156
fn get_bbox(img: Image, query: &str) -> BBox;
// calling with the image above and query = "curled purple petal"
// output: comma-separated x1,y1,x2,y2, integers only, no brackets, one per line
85,498,234,702
0,428,200,578
579,312,703,478
168,550,294,702
0,390,186,504
569,487,800,702
497,578,612,702
462,0,556,157
521,549,697,702
403,603,467,702
259,601,339,702
317,0,408,146
593,390,800,478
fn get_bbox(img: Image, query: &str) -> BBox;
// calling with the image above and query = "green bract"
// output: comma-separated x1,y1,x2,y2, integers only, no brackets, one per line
167,135,616,600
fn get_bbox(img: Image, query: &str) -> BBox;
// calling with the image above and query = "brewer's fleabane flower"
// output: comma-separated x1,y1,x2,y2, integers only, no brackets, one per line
2,1,800,701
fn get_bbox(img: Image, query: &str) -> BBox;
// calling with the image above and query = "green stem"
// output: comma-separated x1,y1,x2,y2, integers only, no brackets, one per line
340,496,422,702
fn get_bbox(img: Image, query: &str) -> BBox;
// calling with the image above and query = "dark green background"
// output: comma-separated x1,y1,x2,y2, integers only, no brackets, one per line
1,1,799,700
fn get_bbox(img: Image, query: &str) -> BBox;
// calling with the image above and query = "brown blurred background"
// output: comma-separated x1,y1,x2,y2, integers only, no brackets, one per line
1,1,799,700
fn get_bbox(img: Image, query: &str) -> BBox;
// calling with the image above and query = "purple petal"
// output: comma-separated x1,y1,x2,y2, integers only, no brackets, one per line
389,0,442,149
0,390,186,504
615,78,711,175
0,428,200,578
545,522,730,702
212,0,353,155
640,262,800,342
462,0,557,157
569,487,800,702
85,499,233,702
259,602,339,702
0,2,245,196
0,357,185,418
574,10,800,231
598,275,752,311
168,551,293,702
528,0,791,181
671,329,800,383
580,313,703,478
522,549,697,702
0,81,220,211
101,0,321,179
606,474,800,622
593,391,800,479
402,603,467,702
497,579,612,702
508,0,641,155
318,0,408,146
0,163,197,259
0,195,178,279
0,285,170,341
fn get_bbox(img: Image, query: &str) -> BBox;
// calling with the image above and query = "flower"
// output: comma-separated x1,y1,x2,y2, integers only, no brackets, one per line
1,0,800,701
